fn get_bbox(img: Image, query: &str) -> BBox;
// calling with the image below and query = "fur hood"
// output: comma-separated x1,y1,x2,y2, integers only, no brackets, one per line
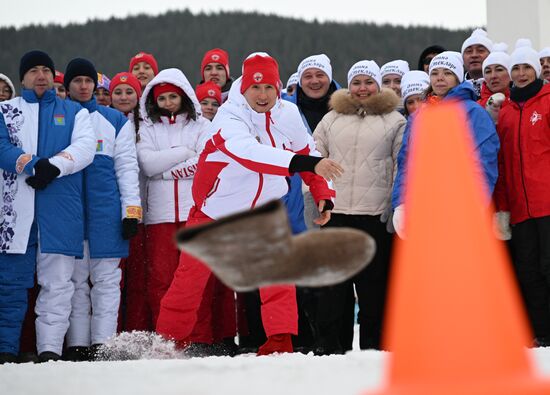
329,88,400,117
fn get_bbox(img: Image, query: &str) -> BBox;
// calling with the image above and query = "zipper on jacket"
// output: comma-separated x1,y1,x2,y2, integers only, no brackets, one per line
517,106,532,218
251,173,264,209
174,179,180,222
251,112,275,209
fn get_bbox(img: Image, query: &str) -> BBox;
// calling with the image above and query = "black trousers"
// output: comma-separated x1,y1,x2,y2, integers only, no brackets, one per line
306,213,394,351
511,216,550,339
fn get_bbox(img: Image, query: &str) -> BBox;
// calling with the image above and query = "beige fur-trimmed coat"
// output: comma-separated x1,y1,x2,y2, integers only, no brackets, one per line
313,88,406,215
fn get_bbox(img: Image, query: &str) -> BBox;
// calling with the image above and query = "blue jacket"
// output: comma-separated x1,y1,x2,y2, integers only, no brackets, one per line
391,81,500,208
0,89,95,256
77,98,141,258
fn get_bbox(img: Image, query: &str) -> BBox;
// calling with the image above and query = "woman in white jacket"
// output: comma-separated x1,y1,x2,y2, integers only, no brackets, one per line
137,68,210,327
312,60,406,353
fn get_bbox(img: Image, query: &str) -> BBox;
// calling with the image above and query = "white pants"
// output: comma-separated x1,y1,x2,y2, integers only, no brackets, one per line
35,250,76,355
66,241,121,347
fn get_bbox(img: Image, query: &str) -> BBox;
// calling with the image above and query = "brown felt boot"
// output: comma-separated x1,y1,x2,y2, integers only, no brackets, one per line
176,200,376,291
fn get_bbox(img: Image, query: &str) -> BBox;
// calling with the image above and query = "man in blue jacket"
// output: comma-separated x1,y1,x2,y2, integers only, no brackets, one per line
62,58,141,361
0,50,96,363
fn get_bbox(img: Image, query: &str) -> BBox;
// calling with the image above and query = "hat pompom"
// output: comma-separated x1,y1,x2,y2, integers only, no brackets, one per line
471,28,488,38
492,42,508,53
515,38,533,49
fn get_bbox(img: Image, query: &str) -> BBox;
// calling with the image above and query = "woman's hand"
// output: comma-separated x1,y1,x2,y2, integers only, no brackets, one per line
314,158,344,182
314,200,332,226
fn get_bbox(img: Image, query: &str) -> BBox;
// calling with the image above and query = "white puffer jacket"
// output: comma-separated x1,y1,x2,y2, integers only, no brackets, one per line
313,88,406,215
137,68,211,224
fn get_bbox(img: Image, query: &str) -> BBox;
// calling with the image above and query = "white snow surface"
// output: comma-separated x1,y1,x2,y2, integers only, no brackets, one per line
3,331,550,395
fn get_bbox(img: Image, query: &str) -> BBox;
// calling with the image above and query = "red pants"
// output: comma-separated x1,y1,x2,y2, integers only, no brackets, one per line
260,285,298,337
120,224,152,331
146,221,186,328
157,208,236,344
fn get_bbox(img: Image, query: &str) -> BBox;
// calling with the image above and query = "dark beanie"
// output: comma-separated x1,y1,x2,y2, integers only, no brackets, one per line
19,50,55,81
64,58,98,89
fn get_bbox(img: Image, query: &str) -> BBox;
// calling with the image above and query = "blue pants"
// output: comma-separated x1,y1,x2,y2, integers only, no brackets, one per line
0,223,37,354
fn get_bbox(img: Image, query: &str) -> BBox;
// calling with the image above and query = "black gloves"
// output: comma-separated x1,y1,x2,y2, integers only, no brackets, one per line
25,159,61,190
122,218,139,240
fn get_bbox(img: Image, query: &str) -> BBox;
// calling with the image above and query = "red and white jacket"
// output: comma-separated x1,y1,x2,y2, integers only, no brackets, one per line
193,77,334,220
137,68,211,225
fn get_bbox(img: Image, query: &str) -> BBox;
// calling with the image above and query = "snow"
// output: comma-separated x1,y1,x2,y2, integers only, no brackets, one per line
3,332,550,395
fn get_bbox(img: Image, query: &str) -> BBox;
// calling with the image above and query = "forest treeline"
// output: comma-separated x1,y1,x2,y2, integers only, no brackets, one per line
0,9,473,86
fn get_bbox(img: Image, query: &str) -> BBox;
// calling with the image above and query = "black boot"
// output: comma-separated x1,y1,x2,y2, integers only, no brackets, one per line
38,351,61,363
182,342,216,358
0,352,18,364
18,351,39,363
88,344,104,361
63,346,90,362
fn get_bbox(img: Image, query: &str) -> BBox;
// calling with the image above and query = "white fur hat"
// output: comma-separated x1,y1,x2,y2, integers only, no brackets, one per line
347,60,381,88
482,42,511,76
381,60,410,77
401,70,430,100
510,39,542,77
429,51,464,83
461,28,493,54
297,54,333,83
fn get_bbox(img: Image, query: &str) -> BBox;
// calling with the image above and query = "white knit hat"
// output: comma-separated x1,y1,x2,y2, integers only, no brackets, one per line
429,51,464,83
381,60,410,77
286,72,299,88
482,42,511,76
297,54,333,83
540,47,550,59
461,28,493,54
401,71,430,100
510,39,542,77
347,60,381,88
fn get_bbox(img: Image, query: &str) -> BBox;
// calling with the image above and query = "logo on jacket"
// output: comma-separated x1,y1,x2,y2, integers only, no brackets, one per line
530,111,542,126
96,139,103,152
53,114,65,126
253,72,263,82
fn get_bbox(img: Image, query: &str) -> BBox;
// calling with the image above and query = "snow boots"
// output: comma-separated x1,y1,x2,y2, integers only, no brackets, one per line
257,333,293,356
176,200,377,291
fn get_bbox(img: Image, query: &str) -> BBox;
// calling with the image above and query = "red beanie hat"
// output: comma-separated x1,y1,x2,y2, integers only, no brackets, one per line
201,48,230,81
195,81,222,105
153,82,185,101
54,70,64,85
240,54,280,94
110,72,142,98
129,52,159,75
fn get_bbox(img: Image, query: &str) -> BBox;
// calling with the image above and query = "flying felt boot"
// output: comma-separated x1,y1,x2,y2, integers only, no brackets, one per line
176,200,376,291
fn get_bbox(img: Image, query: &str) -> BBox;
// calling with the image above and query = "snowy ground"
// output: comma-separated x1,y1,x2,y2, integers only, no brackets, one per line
3,331,550,395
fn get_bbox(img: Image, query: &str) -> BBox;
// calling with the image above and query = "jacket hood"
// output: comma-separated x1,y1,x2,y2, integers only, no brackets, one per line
446,81,477,102
329,88,400,116
0,73,16,99
139,68,201,125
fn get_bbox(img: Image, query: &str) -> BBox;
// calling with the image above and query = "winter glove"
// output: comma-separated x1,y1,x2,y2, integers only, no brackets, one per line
485,92,506,124
122,218,139,240
493,211,512,240
393,205,406,239
380,207,395,234
25,158,61,190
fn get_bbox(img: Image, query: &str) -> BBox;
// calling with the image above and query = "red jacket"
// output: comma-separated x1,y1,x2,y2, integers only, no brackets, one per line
494,83,550,224
477,82,510,108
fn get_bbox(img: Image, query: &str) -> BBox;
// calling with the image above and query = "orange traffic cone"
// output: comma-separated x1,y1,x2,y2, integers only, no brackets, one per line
367,102,550,395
